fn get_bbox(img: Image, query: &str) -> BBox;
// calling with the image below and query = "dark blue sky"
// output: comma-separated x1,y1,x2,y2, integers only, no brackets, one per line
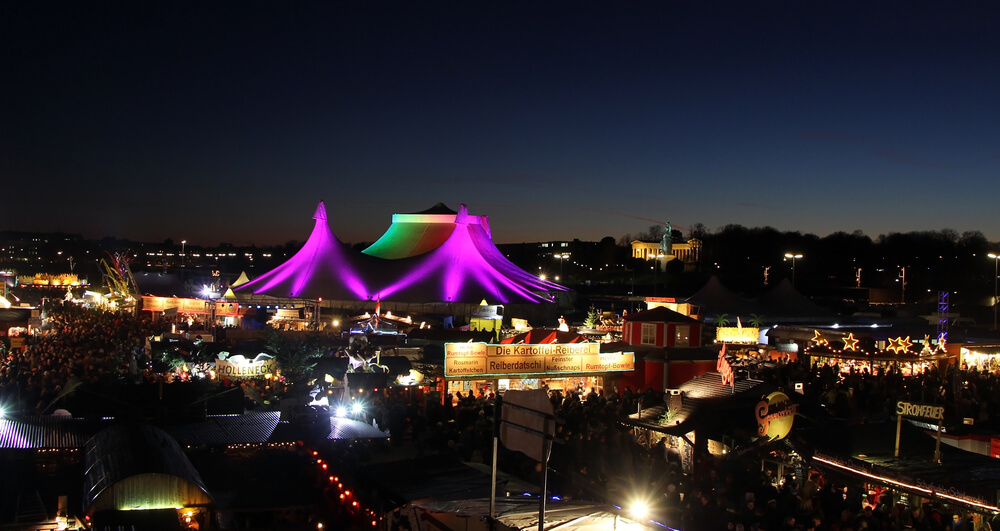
3,2,999,246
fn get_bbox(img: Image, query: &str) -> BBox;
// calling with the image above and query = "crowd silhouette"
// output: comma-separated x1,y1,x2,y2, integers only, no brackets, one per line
0,301,168,412
1,304,998,529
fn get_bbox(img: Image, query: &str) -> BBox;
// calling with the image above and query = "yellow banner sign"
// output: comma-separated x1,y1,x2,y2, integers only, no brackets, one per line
445,356,488,376
444,342,633,377
581,353,635,372
545,355,582,372
716,326,759,344
142,296,240,316
490,343,599,357
445,342,488,357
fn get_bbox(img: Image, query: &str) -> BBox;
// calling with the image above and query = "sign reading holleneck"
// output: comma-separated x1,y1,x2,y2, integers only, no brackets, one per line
444,342,635,377
215,353,277,379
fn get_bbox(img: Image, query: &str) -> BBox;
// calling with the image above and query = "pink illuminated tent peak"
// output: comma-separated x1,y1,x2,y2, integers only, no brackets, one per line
232,201,375,300
234,201,567,304
365,203,567,303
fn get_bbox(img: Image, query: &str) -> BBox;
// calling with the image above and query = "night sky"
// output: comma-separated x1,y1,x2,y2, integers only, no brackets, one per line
3,2,999,246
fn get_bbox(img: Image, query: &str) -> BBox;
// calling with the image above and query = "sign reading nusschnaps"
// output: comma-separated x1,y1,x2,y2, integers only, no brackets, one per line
444,342,634,377
215,353,277,378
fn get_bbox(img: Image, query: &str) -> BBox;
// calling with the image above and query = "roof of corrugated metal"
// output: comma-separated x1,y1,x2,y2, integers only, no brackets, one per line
623,372,771,435
83,424,211,511
164,411,281,446
678,371,764,399
0,416,97,449
0,410,388,450
328,417,389,440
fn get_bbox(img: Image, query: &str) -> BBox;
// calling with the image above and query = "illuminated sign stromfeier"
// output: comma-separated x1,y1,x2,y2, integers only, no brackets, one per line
894,400,947,459
896,400,945,421
444,342,634,377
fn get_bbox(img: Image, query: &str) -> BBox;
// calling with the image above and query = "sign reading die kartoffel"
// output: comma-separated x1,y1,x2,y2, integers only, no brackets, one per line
444,342,634,377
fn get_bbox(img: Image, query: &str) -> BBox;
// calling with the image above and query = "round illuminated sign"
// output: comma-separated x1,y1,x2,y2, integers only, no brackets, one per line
755,392,797,440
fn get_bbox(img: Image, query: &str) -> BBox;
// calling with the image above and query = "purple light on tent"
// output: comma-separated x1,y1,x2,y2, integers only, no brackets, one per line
467,219,567,292
374,207,559,303
234,202,370,300
235,201,567,304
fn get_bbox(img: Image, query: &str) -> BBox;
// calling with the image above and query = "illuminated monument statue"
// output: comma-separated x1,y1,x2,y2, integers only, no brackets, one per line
660,221,672,256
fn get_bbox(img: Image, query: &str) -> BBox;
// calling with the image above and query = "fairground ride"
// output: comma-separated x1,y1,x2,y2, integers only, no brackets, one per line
99,251,140,313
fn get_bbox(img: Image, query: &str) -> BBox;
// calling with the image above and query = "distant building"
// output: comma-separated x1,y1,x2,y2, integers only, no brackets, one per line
631,238,701,271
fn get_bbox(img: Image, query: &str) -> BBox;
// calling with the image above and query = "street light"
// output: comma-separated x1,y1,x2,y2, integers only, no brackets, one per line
784,253,802,287
653,253,664,295
557,253,570,278
181,240,187,267
989,253,1000,330
629,501,648,519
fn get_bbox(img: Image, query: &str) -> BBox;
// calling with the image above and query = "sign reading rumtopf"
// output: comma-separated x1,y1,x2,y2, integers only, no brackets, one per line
444,342,634,377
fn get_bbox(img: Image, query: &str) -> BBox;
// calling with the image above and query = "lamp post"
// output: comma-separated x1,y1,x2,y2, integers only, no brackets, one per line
898,266,906,304
181,240,187,283
653,253,664,295
784,253,802,287
990,253,1000,330
558,253,569,278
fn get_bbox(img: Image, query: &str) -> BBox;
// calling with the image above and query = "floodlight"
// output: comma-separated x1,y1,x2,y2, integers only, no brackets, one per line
630,501,648,519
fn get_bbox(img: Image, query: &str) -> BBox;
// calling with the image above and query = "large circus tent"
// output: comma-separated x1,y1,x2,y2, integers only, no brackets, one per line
232,201,568,319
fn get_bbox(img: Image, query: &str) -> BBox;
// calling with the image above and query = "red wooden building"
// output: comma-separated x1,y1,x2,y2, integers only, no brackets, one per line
619,306,718,392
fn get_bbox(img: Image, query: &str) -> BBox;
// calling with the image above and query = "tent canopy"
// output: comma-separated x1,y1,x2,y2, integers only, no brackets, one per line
235,202,567,304
685,276,763,317
83,424,212,513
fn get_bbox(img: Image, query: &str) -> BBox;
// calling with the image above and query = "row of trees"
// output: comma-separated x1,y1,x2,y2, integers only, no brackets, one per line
693,226,994,302
562,225,998,315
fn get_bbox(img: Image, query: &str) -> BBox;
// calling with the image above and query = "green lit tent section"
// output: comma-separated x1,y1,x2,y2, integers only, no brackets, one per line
83,424,213,514
362,202,459,259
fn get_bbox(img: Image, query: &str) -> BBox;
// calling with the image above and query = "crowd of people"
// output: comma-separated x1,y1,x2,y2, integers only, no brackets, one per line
3,303,1000,529
0,301,170,413
358,361,998,530
750,354,1000,432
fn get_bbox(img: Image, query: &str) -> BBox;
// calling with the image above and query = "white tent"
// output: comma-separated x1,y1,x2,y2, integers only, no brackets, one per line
398,497,655,531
